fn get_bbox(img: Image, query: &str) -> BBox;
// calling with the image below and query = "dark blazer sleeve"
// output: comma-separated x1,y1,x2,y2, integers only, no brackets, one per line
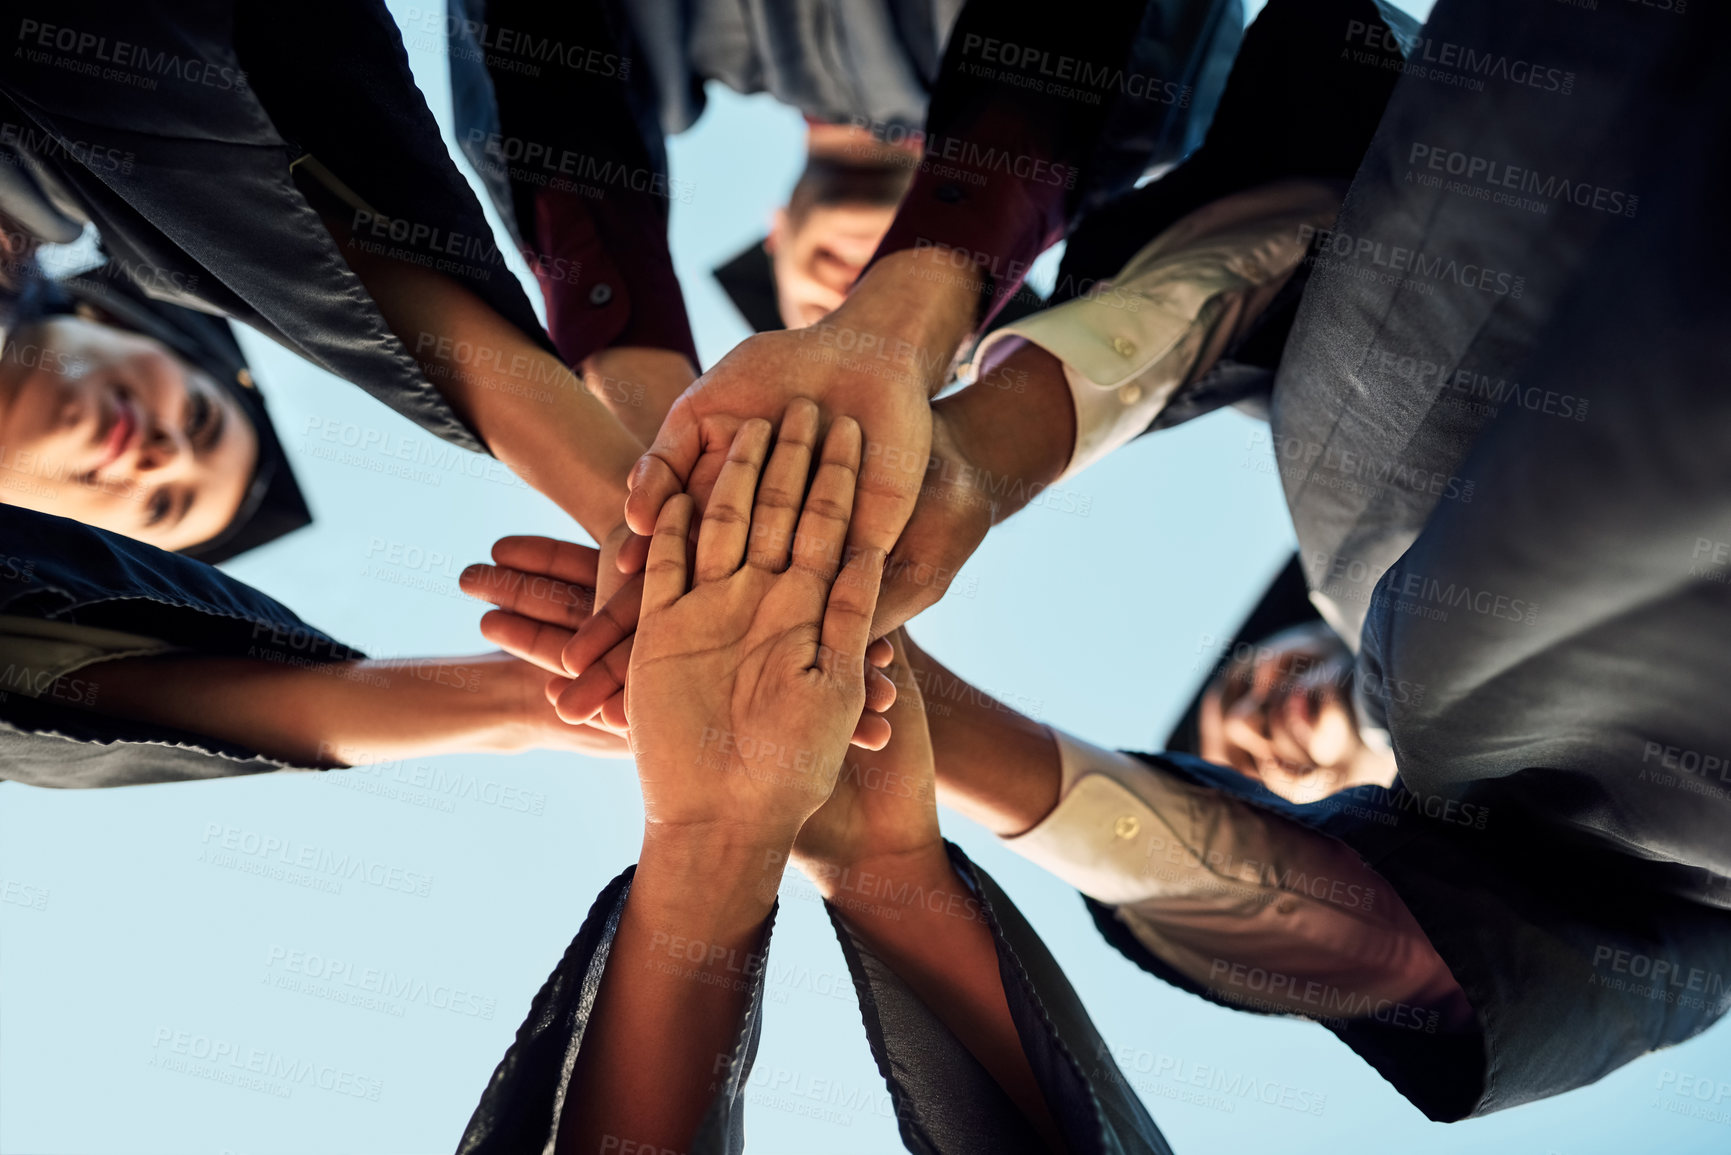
826,841,1172,1155
446,0,698,367
0,0,558,454
869,0,1210,329
457,866,776,1155
1091,753,1731,1122
0,506,360,787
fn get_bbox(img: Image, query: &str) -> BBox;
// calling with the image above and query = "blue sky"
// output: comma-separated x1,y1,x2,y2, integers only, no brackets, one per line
2,2,1729,1152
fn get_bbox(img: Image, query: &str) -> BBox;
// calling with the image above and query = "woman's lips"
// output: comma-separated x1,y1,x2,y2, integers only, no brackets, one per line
92,395,139,474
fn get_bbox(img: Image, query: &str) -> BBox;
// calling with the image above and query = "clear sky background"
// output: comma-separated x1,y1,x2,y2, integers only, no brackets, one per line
3,2,1729,1152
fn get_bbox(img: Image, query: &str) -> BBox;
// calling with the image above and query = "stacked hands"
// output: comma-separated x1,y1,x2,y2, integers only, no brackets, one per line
458,395,946,866
451,254,1079,1143
461,250,1077,751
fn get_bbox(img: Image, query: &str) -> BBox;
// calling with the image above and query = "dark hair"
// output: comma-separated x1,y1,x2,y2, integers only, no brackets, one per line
785,156,915,224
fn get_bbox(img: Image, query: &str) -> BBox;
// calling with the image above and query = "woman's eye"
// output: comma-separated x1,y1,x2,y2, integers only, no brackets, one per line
146,489,172,527
185,392,213,439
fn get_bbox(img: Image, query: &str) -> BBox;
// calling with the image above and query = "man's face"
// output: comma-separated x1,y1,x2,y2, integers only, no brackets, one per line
766,201,900,329
0,316,258,551
1198,622,1394,801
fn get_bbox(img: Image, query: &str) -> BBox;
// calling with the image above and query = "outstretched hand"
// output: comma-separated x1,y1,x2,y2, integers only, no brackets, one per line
459,486,897,747
627,405,888,844
620,249,987,601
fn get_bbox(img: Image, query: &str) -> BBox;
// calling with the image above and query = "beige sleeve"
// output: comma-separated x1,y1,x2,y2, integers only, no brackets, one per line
1002,730,1472,1028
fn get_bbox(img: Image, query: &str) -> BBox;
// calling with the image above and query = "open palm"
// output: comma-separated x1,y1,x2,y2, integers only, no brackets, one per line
627,401,888,843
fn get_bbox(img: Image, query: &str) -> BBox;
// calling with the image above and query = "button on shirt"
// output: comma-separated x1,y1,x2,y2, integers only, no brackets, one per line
1003,729,1472,1028
973,179,1341,481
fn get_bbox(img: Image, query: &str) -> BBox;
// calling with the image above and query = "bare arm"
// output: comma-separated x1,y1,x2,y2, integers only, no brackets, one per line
69,651,625,765
324,214,643,542
559,831,783,1155
901,634,1063,835
794,636,1064,1148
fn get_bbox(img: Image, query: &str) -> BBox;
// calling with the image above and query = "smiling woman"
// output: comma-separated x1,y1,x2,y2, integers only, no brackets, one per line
0,315,258,552
0,267,312,561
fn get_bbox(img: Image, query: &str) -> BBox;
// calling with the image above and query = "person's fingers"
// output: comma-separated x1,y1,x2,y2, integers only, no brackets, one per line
615,531,651,575
641,495,694,614
695,419,772,583
598,690,629,732
489,536,600,586
819,545,887,680
787,417,862,584
849,711,892,751
747,398,820,572
867,636,894,668
865,663,897,714
479,610,577,676
460,564,595,629
561,573,641,676
849,437,928,557
545,673,571,705
623,399,703,535
556,636,633,724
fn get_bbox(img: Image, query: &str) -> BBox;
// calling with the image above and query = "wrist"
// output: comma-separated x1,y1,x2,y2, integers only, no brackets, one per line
635,822,792,931
797,837,950,902
943,339,1074,518
808,841,983,932
844,248,983,398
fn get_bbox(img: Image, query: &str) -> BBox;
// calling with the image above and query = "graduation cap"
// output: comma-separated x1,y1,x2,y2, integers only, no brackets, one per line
1163,554,1321,755
56,270,312,564
713,238,785,335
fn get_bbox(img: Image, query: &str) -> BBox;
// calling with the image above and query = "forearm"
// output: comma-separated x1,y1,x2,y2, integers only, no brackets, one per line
817,842,1063,1150
939,337,1075,524
70,652,541,766
903,636,1061,835
840,247,985,400
333,224,642,538
560,829,784,1155
579,346,694,446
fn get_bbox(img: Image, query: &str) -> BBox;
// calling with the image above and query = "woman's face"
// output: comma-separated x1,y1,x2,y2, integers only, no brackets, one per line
0,316,258,551
1198,622,1396,801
